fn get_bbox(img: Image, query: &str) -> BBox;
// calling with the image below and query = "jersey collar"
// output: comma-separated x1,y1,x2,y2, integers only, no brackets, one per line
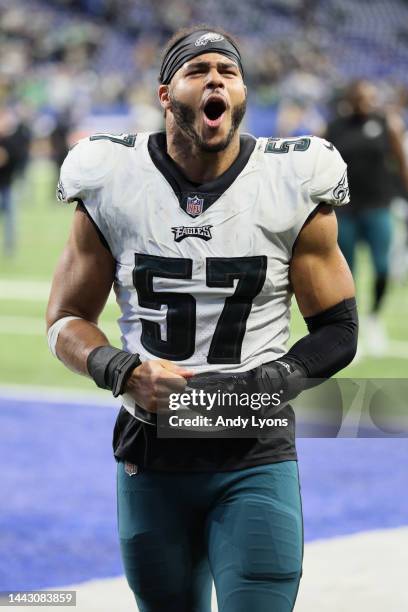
147,131,256,218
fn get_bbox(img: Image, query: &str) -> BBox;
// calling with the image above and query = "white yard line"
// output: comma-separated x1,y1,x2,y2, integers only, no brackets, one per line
0,316,119,338
0,279,51,300
385,340,408,359
0,279,116,304
0,315,47,334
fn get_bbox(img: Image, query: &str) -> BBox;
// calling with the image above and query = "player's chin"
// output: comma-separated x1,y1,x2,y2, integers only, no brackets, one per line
198,121,233,152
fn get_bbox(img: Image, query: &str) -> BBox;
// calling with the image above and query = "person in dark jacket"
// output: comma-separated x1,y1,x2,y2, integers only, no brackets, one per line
326,80,408,353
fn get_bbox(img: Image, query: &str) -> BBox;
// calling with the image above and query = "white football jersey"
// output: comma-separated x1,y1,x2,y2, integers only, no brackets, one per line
58,131,349,375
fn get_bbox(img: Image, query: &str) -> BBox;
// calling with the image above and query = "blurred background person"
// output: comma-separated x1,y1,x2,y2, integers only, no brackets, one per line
325,80,408,354
49,111,71,171
0,106,30,256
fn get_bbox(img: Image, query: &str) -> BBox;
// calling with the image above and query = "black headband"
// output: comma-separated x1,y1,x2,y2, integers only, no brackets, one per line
159,30,244,85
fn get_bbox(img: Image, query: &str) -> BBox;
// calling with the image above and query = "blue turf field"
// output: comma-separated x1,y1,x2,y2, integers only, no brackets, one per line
0,394,407,591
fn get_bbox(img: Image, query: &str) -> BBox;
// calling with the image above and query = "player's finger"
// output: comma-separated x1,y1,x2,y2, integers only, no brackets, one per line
158,359,195,378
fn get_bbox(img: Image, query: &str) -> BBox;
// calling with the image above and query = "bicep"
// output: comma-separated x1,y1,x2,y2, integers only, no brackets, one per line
290,206,355,317
46,207,116,327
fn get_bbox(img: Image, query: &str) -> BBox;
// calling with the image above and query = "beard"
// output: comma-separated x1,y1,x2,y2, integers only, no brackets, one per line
169,93,247,153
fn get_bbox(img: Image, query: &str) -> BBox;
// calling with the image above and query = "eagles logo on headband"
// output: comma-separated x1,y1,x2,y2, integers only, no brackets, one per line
159,30,244,85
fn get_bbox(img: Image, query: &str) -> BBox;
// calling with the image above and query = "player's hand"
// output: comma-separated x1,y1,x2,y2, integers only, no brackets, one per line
123,359,194,413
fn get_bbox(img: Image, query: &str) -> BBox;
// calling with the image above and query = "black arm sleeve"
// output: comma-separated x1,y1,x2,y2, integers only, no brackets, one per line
284,297,358,378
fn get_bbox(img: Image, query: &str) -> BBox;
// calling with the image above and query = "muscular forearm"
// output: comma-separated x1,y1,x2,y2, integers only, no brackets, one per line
53,319,110,376
50,316,192,413
50,315,146,402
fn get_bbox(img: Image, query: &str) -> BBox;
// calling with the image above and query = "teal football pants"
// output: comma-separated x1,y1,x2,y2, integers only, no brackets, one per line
117,460,303,612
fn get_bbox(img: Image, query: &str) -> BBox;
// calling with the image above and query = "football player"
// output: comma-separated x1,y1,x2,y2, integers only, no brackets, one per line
47,25,358,612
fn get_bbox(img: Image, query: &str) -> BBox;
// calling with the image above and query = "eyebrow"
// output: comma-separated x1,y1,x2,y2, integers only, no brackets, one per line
185,61,239,71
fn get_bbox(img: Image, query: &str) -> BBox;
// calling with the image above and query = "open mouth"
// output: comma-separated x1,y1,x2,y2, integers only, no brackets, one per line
203,98,227,128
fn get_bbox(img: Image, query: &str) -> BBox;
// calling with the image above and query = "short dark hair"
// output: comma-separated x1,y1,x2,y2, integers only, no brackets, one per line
159,24,241,83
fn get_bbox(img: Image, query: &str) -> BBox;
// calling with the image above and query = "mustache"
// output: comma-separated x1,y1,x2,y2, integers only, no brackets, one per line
169,94,247,153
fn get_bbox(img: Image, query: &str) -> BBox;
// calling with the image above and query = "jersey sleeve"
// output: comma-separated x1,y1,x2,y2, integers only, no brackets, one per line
56,136,118,204
309,137,350,206
56,143,83,204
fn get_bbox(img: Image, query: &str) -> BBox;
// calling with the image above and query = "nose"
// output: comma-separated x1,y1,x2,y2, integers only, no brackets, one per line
205,67,225,90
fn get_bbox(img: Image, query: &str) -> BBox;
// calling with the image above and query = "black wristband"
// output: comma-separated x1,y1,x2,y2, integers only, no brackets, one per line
87,346,141,398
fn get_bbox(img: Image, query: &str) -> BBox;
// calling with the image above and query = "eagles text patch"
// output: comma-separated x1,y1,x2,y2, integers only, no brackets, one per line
172,225,213,242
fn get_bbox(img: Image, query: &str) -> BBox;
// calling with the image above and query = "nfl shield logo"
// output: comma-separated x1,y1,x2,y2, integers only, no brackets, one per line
124,462,138,476
186,195,204,217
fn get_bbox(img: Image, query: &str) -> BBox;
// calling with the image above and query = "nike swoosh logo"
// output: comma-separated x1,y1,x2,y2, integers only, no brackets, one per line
324,142,334,150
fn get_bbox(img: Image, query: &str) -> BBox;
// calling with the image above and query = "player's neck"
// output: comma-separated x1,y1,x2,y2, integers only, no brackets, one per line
166,130,241,184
